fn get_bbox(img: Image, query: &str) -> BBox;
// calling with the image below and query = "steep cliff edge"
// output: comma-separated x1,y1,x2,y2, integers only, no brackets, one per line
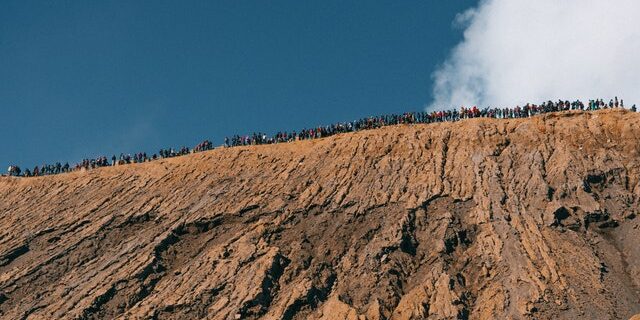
1,109,639,319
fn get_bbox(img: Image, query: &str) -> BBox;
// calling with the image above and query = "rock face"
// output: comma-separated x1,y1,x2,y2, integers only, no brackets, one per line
1,109,640,320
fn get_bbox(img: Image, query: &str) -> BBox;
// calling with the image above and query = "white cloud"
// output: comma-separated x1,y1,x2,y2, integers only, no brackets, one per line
428,0,640,110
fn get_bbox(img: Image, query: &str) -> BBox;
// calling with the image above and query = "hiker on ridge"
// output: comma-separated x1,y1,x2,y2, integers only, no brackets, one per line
7,165,21,177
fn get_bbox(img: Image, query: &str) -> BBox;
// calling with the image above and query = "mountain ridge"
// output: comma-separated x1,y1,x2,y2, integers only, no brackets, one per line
0,109,639,319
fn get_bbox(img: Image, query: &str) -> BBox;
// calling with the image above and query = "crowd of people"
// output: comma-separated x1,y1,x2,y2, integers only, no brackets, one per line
194,140,214,152
224,98,635,147
5,139,213,177
5,98,637,178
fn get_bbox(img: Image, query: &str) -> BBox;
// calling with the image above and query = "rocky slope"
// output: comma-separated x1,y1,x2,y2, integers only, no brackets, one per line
1,109,640,320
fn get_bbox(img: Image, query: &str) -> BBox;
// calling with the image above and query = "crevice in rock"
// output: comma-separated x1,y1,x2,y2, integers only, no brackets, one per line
0,244,29,267
239,253,291,318
281,270,337,320
584,211,611,230
400,211,417,256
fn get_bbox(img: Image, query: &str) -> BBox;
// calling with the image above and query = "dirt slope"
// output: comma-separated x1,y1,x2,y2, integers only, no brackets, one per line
1,109,640,320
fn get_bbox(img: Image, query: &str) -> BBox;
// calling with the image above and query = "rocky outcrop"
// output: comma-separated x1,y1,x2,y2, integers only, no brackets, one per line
0,109,639,319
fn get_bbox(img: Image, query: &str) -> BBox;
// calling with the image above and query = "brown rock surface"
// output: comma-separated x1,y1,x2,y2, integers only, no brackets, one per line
1,109,640,319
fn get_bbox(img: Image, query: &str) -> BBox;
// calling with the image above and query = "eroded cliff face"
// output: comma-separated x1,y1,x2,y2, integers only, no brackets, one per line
1,109,639,320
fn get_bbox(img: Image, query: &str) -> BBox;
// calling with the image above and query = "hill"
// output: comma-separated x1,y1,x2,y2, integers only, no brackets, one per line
0,109,639,319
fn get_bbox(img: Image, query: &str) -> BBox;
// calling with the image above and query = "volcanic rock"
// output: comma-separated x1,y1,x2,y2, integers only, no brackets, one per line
0,109,639,319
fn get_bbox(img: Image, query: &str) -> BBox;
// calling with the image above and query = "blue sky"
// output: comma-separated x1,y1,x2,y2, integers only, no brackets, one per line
1,1,477,169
